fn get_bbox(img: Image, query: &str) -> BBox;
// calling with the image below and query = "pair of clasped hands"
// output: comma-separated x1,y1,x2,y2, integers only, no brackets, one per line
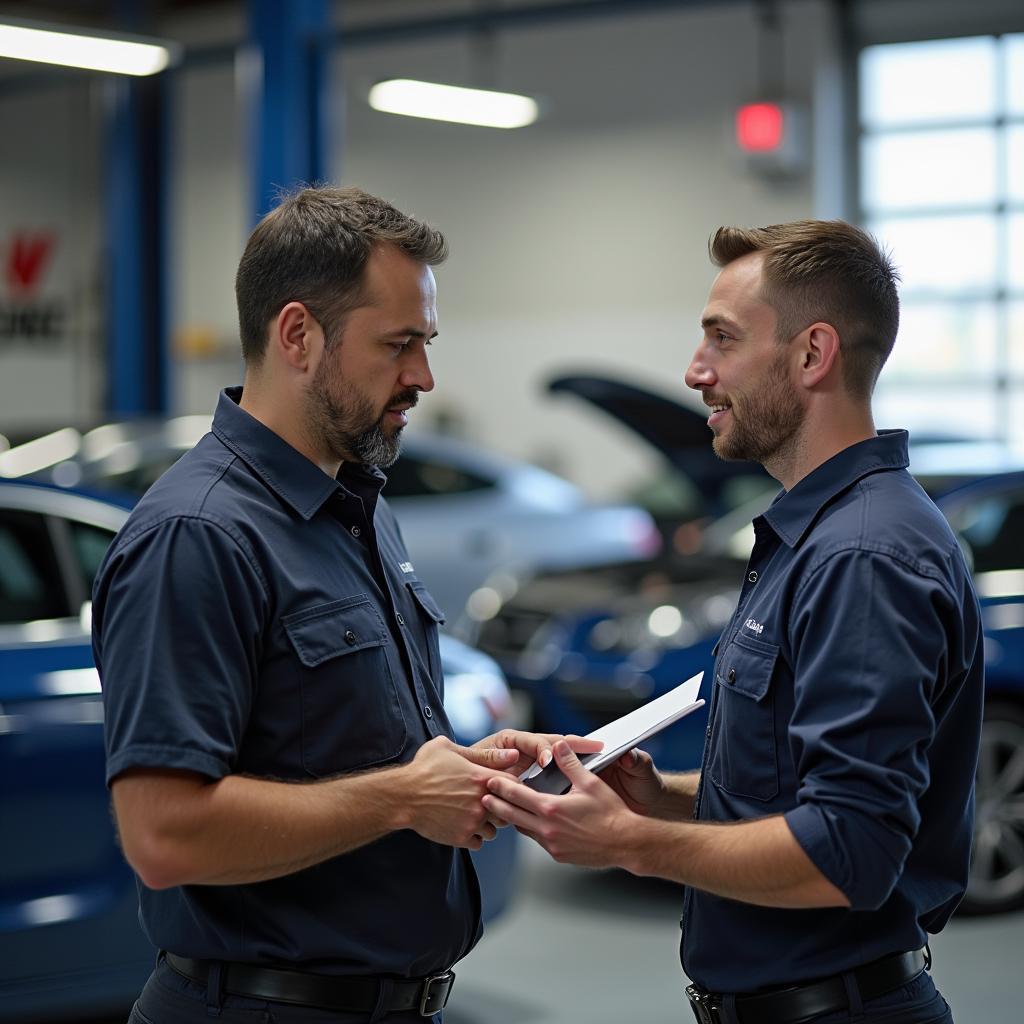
404,728,665,869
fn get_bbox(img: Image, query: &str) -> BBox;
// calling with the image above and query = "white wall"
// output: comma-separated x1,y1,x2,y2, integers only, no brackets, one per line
0,80,104,433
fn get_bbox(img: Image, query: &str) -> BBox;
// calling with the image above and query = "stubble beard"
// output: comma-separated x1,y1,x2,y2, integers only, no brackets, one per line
306,358,414,469
712,351,805,467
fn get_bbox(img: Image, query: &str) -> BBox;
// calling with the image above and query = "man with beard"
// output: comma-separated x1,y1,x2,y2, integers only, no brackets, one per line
93,186,594,1024
484,221,983,1023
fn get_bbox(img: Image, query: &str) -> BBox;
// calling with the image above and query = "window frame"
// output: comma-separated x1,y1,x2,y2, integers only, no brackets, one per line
855,30,1024,442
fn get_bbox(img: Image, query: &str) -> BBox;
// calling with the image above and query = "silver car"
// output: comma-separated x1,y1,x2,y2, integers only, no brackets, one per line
10,417,660,623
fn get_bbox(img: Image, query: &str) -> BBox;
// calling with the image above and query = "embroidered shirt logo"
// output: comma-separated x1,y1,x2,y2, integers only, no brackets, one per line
744,618,765,635
399,561,415,573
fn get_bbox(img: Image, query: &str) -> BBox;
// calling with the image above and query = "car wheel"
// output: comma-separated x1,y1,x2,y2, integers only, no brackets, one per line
960,700,1024,916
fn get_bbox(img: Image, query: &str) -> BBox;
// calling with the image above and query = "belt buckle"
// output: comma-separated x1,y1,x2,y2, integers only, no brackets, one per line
686,983,721,1024
419,969,455,1017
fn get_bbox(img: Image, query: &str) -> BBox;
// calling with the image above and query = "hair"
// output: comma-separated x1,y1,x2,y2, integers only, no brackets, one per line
708,220,900,399
235,185,448,366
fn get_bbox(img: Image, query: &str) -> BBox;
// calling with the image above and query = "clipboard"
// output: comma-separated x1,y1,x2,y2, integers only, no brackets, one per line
521,671,705,795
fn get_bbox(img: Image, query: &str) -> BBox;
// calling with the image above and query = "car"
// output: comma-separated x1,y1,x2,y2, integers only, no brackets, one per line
934,471,1024,915
9,414,660,623
0,479,520,1022
545,373,776,550
471,375,1024,916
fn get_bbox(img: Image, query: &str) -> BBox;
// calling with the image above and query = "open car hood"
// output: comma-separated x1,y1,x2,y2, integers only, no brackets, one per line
548,373,769,514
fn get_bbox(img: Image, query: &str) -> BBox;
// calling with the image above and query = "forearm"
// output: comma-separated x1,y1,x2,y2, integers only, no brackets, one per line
114,766,412,889
621,813,850,909
652,770,700,820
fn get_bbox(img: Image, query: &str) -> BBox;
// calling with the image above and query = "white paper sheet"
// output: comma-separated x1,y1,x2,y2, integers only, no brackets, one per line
521,671,705,795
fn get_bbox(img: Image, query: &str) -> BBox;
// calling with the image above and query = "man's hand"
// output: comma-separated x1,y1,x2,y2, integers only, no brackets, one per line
481,739,637,868
598,747,667,816
481,743,851,908
402,736,520,849
470,729,604,777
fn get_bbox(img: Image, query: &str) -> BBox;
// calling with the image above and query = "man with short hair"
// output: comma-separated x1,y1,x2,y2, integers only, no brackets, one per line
94,185,593,1024
485,220,982,1024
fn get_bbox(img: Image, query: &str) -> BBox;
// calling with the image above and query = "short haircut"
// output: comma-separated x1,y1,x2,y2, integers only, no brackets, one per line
235,185,448,366
709,220,900,399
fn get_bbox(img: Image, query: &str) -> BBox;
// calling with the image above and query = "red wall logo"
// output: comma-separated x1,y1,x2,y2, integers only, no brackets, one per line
1,230,65,346
6,232,55,299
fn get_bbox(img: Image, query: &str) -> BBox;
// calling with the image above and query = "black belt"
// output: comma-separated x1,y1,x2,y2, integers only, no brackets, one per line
164,952,455,1017
687,948,928,1024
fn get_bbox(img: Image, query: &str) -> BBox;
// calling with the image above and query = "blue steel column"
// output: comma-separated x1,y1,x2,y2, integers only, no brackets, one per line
247,0,331,225
105,16,171,417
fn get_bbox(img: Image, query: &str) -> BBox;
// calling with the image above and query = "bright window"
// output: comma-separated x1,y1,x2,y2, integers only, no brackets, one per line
859,34,1024,441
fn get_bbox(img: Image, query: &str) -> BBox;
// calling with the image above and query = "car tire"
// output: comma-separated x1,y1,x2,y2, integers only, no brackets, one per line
959,699,1024,916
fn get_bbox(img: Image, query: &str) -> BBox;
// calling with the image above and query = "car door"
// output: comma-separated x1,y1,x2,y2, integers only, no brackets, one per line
0,486,152,1018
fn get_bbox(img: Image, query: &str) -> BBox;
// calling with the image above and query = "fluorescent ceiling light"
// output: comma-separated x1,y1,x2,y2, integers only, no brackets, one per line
0,427,81,478
0,16,178,76
369,79,538,129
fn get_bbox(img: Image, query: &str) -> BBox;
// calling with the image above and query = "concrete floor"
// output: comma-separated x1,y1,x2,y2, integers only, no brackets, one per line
447,842,1024,1024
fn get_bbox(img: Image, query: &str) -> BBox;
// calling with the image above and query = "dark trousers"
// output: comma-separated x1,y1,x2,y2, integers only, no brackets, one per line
709,969,953,1024
128,953,442,1024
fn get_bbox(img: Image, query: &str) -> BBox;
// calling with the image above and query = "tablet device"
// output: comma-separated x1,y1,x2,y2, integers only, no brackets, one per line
521,671,705,796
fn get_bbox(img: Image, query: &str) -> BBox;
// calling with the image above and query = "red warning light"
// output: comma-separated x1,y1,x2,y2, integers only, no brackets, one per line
736,102,784,152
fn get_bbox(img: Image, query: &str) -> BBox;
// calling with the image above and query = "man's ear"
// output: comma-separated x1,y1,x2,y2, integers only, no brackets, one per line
798,322,841,388
272,301,323,373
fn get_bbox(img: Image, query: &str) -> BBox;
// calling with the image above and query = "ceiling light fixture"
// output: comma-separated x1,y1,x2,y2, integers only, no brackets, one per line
0,16,179,76
368,79,538,129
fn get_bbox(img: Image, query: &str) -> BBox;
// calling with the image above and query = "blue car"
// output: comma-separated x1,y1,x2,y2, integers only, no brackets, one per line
472,378,1024,916
0,480,518,1021
935,471,1024,916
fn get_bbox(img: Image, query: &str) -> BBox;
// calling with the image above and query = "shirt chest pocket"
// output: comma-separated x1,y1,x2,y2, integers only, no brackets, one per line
406,581,446,685
710,634,780,802
282,596,408,776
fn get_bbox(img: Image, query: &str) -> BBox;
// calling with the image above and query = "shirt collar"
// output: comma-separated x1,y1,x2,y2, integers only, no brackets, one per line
211,386,342,521
759,429,910,548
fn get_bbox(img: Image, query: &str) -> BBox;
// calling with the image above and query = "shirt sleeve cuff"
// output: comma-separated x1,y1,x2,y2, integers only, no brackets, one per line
106,744,231,787
784,802,850,899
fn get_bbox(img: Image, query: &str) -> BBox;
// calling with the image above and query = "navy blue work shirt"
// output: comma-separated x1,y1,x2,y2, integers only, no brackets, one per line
93,387,481,977
682,430,984,993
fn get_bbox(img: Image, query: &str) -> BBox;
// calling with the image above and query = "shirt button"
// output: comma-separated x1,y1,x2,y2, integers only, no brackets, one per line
705,725,712,738
350,525,362,538
727,668,736,683
344,630,357,645
396,613,405,626
748,570,758,583
423,705,433,719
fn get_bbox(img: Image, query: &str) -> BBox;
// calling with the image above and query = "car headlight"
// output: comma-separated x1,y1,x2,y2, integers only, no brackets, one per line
587,589,739,654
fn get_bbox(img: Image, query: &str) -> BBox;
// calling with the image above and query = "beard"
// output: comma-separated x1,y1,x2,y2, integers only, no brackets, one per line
711,350,804,465
306,358,417,469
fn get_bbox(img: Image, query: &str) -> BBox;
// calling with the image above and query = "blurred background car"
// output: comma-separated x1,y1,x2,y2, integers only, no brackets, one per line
937,471,1024,916
0,479,520,1022
469,378,1024,917
13,416,660,624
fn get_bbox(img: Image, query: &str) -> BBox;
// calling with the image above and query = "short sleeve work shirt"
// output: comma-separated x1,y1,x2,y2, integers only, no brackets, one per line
682,430,985,993
93,387,480,976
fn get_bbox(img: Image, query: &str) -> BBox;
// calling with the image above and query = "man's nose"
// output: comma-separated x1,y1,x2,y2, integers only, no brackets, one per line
401,346,435,394
684,342,715,392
